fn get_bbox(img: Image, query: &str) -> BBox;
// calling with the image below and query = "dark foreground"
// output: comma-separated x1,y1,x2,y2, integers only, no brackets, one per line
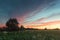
0,30,60,40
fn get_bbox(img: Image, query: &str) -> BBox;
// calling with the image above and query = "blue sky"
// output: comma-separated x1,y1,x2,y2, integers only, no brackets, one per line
0,0,60,26
23,0,60,24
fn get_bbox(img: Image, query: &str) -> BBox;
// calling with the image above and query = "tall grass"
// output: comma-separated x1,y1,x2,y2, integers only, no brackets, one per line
0,30,60,40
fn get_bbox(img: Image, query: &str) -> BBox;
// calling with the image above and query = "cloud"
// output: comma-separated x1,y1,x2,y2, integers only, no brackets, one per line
28,12,60,24
46,13,60,19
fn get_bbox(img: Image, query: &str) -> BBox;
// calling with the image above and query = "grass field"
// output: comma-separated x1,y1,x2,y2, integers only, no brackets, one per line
0,30,60,40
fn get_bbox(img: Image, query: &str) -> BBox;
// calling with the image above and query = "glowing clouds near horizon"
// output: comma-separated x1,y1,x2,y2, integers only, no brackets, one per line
23,21,60,29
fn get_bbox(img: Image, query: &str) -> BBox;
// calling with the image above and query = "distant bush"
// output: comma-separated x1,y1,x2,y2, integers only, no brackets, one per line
19,25,25,31
44,28,47,30
54,28,59,30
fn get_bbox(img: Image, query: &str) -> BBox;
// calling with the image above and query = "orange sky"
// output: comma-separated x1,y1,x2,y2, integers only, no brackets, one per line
23,20,60,29
0,20,60,29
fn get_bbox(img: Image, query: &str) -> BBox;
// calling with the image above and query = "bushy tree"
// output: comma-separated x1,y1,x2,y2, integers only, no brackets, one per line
20,25,25,31
6,18,19,31
44,28,47,30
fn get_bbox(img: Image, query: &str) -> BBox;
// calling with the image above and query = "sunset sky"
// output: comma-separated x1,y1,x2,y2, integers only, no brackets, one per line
0,0,60,29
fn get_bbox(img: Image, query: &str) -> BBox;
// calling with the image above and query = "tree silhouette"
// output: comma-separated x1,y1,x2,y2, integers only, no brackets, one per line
6,18,19,31
44,28,47,30
20,25,25,31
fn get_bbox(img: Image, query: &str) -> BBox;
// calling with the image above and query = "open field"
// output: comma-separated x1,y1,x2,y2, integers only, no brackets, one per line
0,30,60,40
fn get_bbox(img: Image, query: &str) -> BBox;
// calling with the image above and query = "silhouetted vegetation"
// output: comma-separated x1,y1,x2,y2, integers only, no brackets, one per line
26,28,38,30
44,28,47,30
6,18,19,31
19,25,25,31
0,18,38,31
54,28,59,30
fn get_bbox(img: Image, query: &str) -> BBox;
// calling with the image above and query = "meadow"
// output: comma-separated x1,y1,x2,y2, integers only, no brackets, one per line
0,30,60,40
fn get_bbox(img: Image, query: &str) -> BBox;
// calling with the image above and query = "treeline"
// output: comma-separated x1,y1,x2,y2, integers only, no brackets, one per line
0,18,38,31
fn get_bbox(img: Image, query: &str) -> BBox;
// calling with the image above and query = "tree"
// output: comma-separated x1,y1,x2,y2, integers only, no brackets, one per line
44,28,47,30
6,18,19,31
20,25,25,31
